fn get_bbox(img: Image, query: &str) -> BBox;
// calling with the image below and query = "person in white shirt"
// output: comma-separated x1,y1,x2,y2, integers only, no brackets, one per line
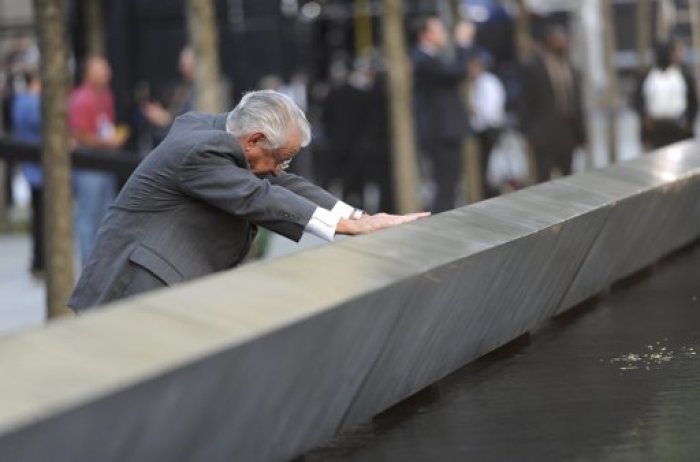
634,40,698,149
467,52,506,198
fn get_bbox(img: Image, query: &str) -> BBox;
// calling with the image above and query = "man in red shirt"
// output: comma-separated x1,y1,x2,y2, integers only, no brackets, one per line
69,55,127,264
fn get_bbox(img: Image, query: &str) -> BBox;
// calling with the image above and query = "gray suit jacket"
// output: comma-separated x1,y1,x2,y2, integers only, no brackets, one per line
68,112,339,310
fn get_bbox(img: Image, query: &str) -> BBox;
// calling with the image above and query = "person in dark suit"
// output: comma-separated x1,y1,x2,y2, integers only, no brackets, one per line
364,68,395,213
68,91,427,311
322,59,374,209
519,26,586,183
411,17,472,213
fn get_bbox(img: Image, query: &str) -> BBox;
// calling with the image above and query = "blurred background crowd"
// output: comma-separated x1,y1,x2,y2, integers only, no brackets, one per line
1,0,699,278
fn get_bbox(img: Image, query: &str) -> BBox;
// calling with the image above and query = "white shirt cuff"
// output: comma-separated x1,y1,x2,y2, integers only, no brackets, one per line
331,201,354,219
305,207,341,241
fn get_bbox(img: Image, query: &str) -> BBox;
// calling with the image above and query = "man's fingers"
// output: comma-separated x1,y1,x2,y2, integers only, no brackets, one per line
391,213,427,225
351,211,432,234
395,212,430,222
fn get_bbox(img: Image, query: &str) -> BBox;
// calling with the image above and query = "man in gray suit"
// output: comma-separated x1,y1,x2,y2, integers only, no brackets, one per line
68,90,426,311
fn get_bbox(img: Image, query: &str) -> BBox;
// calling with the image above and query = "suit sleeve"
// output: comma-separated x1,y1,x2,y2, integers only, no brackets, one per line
177,148,318,242
267,171,340,210
413,47,470,84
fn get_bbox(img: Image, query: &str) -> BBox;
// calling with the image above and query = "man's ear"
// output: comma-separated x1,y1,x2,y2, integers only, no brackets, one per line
248,132,266,146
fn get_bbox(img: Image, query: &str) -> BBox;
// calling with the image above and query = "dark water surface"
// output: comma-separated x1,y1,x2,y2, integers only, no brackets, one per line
304,242,700,462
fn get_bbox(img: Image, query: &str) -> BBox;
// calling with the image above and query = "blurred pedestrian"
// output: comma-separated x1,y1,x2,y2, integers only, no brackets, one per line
2,35,39,209
139,46,196,147
411,17,473,212
467,51,505,199
364,63,395,213
519,25,585,182
633,40,697,150
322,58,374,209
69,55,127,264
280,71,309,113
11,69,44,278
314,59,348,191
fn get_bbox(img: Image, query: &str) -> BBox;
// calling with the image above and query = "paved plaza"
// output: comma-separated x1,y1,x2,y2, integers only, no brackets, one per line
0,234,45,336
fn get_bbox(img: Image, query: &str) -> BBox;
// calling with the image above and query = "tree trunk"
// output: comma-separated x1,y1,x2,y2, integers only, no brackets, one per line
602,0,620,164
445,0,481,203
33,0,75,318
186,0,223,113
354,0,373,56
636,0,651,71
657,0,675,44
84,0,105,56
514,0,533,62
382,0,420,213
515,0,537,182
576,0,600,170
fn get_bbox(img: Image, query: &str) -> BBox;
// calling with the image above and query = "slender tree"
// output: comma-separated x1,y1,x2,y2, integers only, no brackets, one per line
602,0,620,164
186,0,223,113
33,0,75,317
636,0,651,71
84,0,105,56
354,0,373,56
656,0,675,44
382,0,420,213
515,0,536,183
446,0,482,203
514,0,533,62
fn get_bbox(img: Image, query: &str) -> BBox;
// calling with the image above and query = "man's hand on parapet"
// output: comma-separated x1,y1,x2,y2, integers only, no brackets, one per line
336,212,430,236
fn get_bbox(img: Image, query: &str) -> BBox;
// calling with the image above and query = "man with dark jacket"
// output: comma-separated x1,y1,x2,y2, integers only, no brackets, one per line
322,59,374,209
519,26,586,183
68,91,427,311
411,16,472,213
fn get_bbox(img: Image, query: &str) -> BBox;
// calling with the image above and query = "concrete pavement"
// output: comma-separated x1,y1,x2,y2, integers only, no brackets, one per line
0,233,45,337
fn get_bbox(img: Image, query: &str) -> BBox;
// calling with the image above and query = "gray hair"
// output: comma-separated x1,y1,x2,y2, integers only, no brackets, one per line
226,90,311,149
